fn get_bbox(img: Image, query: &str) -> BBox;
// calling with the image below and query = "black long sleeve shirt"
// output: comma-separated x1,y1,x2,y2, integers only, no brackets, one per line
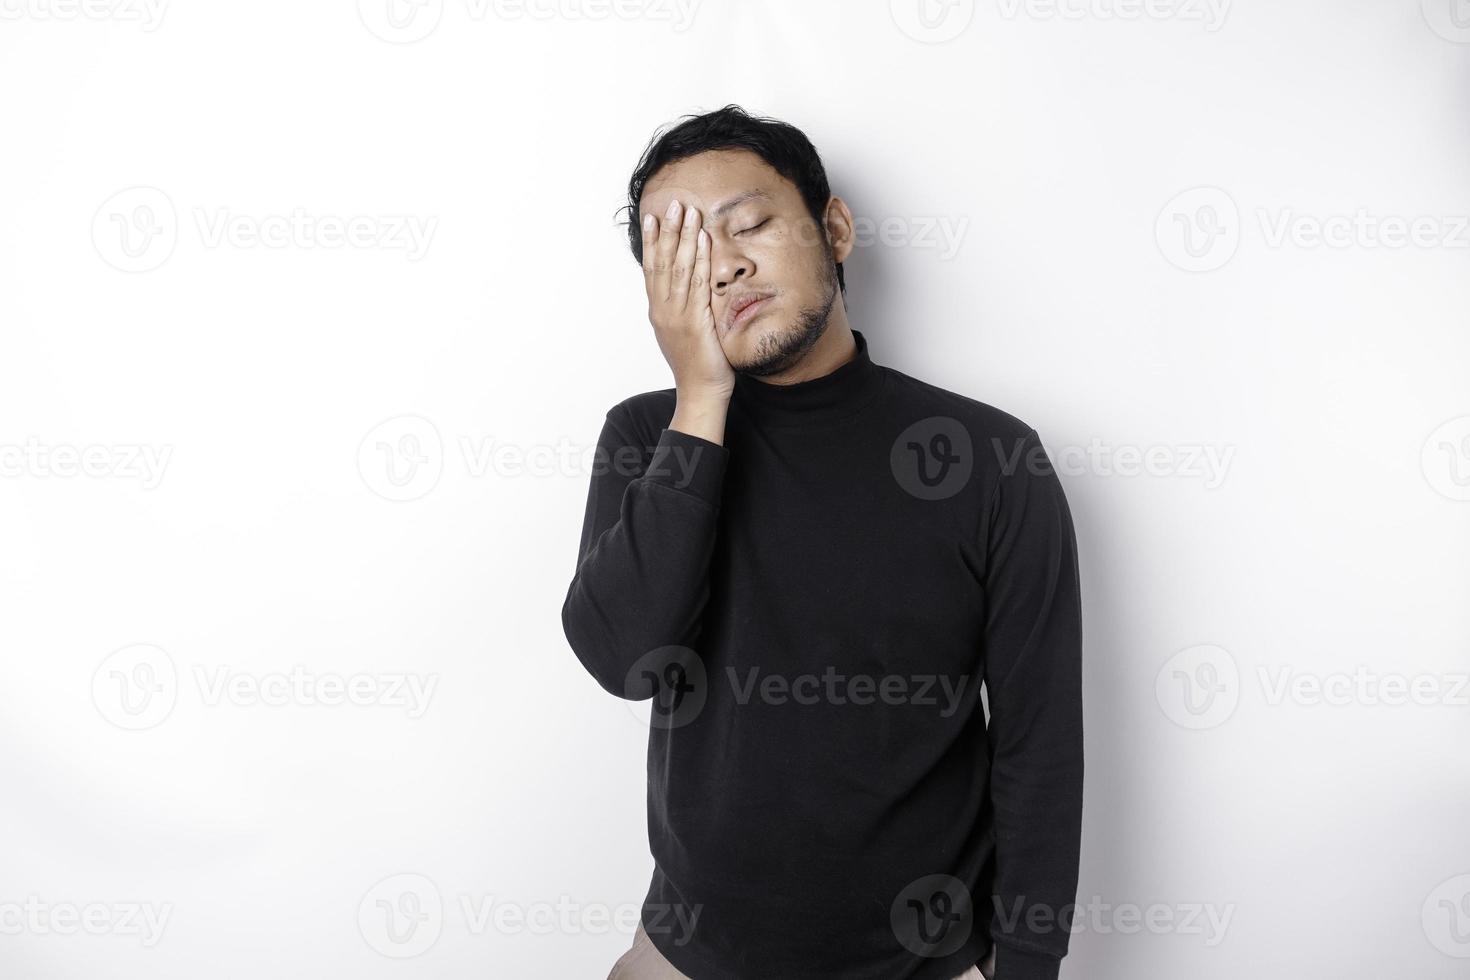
561,329,1083,980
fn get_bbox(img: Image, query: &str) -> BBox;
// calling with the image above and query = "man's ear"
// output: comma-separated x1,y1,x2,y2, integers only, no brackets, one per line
823,195,857,265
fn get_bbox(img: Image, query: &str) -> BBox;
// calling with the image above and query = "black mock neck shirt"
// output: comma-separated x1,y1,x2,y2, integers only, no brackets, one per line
562,329,1083,980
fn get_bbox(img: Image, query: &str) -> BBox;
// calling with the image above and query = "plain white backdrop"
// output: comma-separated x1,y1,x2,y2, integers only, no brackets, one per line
2,1,1468,977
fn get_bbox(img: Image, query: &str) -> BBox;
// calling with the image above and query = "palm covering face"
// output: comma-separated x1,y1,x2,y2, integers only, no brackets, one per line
642,198,733,396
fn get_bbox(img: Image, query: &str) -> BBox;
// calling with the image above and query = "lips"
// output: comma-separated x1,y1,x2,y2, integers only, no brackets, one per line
725,292,774,332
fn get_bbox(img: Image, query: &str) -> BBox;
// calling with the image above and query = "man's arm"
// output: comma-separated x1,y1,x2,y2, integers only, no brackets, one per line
560,406,728,698
981,427,1084,980
561,197,734,697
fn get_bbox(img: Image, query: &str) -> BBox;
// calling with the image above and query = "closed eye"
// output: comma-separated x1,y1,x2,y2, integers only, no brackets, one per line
736,218,770,236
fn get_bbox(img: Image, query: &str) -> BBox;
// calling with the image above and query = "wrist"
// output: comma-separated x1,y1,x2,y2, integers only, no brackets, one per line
670,393,729,445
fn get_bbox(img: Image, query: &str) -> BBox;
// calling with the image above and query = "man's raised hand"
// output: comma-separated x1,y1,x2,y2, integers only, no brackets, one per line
643,198,735,402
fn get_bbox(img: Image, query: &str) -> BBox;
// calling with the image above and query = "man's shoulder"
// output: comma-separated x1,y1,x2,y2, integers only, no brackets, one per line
602,387,678,445
880,365,1038,443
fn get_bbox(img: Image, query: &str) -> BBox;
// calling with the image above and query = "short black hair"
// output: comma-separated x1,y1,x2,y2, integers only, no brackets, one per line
620,104,845,295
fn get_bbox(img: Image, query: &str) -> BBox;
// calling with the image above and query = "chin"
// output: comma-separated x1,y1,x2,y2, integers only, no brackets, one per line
721,321,781,370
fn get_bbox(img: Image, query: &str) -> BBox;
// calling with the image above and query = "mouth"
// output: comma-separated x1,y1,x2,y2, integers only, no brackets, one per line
725,292,774,332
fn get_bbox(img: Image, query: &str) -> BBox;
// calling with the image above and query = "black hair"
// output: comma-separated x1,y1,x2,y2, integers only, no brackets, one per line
619,104,845,295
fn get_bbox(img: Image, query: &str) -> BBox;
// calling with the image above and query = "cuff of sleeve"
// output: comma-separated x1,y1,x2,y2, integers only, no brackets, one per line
645,427,729,506
994,942,1063,980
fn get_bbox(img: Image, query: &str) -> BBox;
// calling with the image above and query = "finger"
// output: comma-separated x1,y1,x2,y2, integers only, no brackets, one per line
640,212,658,287
669,205,700,310
651,199,683,302
691,227,711,321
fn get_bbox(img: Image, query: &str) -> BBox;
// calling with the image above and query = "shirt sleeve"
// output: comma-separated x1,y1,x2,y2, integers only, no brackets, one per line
980,427,1084,980
560,407,730,698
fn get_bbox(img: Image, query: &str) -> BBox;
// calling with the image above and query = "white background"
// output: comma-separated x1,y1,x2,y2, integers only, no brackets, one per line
2,1,1468,977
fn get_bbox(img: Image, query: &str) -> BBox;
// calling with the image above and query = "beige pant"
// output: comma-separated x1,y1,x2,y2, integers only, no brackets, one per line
608,923,991,979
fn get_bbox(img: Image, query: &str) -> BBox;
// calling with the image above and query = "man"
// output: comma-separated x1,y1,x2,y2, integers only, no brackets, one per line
561,105,1083,980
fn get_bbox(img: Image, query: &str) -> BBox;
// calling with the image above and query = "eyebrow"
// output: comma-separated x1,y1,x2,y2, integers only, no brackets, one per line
708,190,771,221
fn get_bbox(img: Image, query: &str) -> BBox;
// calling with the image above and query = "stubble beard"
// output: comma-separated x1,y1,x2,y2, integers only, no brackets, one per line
733,258,840,379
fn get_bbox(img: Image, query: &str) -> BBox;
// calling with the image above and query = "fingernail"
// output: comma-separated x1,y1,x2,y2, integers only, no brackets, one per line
684,207,698,228
643,214,654,233
666,199,680,219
